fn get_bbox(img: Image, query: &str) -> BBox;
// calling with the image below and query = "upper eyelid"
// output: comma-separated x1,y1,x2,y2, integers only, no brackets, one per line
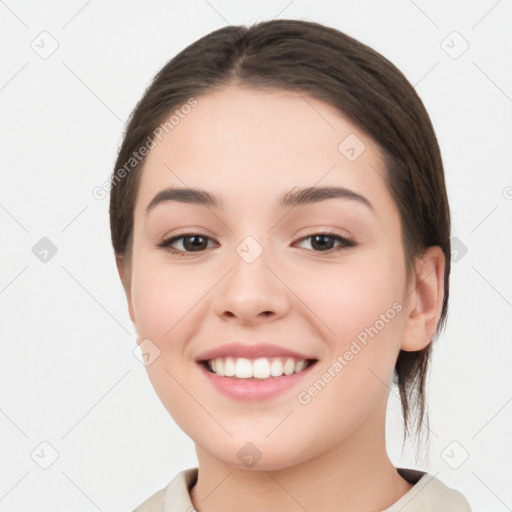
159,231,355,250
161,231,351,242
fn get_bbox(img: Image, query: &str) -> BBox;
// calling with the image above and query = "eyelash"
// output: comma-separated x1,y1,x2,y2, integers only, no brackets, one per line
157,231,356,257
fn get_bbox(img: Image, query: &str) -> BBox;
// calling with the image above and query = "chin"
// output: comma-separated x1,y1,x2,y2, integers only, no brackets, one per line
203,439,313,472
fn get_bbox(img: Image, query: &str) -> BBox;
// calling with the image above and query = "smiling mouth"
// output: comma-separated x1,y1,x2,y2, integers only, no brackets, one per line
200,356,318,380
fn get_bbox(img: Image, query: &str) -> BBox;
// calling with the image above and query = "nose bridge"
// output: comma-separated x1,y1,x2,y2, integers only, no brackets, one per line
230,233,274,297
215,232,289,321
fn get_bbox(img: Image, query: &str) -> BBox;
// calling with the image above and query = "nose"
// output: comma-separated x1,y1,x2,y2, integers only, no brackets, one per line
214,240,291,326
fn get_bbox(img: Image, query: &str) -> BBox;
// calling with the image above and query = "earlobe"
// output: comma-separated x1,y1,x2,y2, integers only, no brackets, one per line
116,256,136,325
401,246,446,352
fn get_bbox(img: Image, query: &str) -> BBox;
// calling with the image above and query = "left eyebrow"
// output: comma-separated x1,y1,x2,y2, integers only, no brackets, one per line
145,185,375,215
278,186,375,214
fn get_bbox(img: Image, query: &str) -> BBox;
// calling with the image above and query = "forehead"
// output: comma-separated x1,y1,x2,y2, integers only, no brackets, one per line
134,85,394,219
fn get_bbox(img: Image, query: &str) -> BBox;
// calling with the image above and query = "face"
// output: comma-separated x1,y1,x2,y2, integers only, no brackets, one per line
122,85,415,470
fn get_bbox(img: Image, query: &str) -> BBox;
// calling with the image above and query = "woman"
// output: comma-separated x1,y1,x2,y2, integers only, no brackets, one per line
110,19,471,511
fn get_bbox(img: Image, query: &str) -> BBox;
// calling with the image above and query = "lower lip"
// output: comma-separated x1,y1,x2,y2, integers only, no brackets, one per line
197,361,317,400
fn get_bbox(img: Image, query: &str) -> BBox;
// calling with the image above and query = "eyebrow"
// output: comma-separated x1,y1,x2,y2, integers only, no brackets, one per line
145,185,375,214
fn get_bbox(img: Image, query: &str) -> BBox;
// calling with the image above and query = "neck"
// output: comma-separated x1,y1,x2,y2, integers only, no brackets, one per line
189,400,413,512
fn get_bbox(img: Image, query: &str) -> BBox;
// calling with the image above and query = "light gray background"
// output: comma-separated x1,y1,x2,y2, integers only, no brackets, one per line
1,1,511,511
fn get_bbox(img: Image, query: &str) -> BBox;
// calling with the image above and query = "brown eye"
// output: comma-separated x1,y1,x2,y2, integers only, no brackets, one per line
296,232,356,252
158,233,216,255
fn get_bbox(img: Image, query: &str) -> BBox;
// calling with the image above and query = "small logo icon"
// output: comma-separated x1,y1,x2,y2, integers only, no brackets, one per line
236,236,263,264
236,442,262,468
133,338,161,366
441,31,469,60
450,236,468,263
441,440,469,469
338,134,366,162
31,441,59,469
32,237,58,263
30,31,59,60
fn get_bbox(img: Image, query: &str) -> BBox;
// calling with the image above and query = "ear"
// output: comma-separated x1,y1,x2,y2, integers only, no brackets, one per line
401,246,446,351
116,256,135,325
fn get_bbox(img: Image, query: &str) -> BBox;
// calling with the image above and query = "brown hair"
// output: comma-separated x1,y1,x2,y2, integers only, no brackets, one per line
109,19,451,452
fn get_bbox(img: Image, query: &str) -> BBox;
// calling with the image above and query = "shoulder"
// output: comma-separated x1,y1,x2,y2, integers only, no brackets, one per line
385,469,472,511
131,487,166,512
130,468,198,512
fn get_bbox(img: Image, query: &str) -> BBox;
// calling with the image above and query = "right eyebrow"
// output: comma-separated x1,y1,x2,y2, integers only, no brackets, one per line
146,187,223,214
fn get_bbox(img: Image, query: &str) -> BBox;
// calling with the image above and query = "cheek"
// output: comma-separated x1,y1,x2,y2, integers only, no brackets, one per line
290,256,404,343
292,271,404,441
130,259,204,422
130,255,204,339
291,257,405,403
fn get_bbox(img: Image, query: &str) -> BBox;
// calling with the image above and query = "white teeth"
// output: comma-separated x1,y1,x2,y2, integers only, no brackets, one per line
253,358,271,379
294,360,307,373
270,358,284,377
215,359,225,376
224,357,235,377
283,358,295,376
234,358,252,378
206,356,313,379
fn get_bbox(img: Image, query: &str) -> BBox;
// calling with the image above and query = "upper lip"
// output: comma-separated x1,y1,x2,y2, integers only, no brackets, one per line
195,342,317,362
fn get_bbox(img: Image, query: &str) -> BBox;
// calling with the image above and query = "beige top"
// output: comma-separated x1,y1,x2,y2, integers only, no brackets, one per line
132,467,472,511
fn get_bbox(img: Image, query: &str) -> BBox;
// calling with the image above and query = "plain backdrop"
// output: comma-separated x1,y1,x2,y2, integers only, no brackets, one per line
1,1,511,511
